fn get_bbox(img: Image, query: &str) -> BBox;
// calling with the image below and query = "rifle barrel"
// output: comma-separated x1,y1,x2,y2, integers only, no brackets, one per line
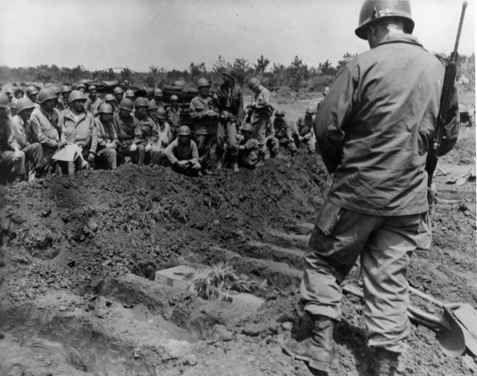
453,2,467,55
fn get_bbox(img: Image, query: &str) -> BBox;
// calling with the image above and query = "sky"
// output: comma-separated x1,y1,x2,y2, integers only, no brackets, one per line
0,0,475,72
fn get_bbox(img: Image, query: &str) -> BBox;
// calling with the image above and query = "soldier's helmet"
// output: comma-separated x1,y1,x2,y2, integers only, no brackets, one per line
197,78,210,88
275,109,285,117
113,87,124,95
154,88,163,97
125,89,135,98
222,68,236,80
306,107,316,115
38,88,57,104
154,108,167,119
355,0,414,40
0,93,9,108
61,85,72,94
98,103,114,114
26,85,39,97
88,85,97,92
178,125,191,136
104,94,115,102
248,77,260,90
69,90,86,103
148,101,158,112
119,98,134,112
170,95,179,101
17,98,35,113
241,123,255,133
134,97,149,108
76,83,86,91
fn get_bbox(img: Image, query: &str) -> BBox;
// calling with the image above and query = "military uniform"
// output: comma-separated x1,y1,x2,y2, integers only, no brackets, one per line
133,113,159,166
238,136,259,168
85,96,102,116
248,86,273,155
294,115,316,153
166,106,181,139
272,117,297,154
93,117,118,169
113,112,144,165
0,116,25,182
164,138,201,176
302,33,459,354
29,107,64,163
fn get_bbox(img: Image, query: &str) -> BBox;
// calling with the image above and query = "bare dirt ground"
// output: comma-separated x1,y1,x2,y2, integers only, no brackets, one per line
0,93,475,376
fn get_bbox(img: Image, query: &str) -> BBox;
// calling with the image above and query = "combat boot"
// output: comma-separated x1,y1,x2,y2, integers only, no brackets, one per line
374,348,399,376
256,153,265,167
283,315,335,372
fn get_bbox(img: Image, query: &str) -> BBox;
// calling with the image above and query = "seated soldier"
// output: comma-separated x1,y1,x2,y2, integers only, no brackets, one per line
273,110,297,156
147,101,158,121
10,98,46,180
113,98,144,165
164,125,201,176
293,107,316,154
29,88,67,169
0,93,25,183
150,108,172,166
59,90,95,174
238,123,259,169
133,97,160,166
166,95,181,140
91,104,118,170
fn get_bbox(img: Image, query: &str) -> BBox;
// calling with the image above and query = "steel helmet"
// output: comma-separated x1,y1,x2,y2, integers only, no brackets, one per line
26,85,39,97
104,94,115,102
134,97,149,108
306,107,316,115
355,0,414,40
197,78,210,88
125,89,135,98
10,98,18,110
222,67,236,80
248,77,260,89
2,86,12,95
241,123,254,133
88,85,97,92
178,125,191,136
113,87,124,95
154,108,167,119
275,109,285,117
119,98,134,112
38,88,57,104
148,101,158,112
48,84,62,95
16,98,35,113
69,90,86,103
154,88,163,97
98,103,114,114
76,83,86,90
170,94,179,101
62,85,72,94
0,93,9,108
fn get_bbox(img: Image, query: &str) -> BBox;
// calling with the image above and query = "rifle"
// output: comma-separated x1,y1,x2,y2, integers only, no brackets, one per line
426,1,467,187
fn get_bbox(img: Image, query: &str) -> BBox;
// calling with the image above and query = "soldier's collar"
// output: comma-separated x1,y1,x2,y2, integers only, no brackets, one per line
375,33,423,48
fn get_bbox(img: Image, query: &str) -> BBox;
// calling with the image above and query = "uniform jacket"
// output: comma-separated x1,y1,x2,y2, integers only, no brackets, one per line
164,139,199,164
157,122,172,149
316,33,459,216
59,109,95,149
166,107,181,130
296,115,315,140
250,86,272,123
85,97,102,115
113,112,139,148
30,107,65,148
215,84,244,123
189,96,219,135
133,114,158,145
94,117,117,152
0,116,19,153
273,118,293,140
10,115,31,149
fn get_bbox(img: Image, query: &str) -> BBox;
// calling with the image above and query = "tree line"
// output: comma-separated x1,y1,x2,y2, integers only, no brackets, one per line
0,53,474,93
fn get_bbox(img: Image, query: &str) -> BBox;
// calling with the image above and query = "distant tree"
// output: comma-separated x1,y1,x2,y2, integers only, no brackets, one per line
189,62,207,80
212,55,231,73
319,60,337,76
336,53,357,70
254,55,270,74
233,58,250,85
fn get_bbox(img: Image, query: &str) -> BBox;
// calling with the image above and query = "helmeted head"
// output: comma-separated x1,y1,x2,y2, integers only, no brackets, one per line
16,98,35,119
197,78,210,96
248,77,261,93
50,84,62,98
38,88,57,111
147,101,158,116
10,98,18,116
153,88,163,100
88,85,97,98
241,123,255,139
355,0,414,40
69,90,86,111
76,83,86,93
222,68,236,85
275,109,285,118
104,93,115,105
61,85,72,98
98,103,114,122
170,94,179,104
119,98,134,116
178,125,191,142
0,93,9,116
113,86,124,102
26,85,39,102
125,89,135,100
134,97,148,117
2,86,13,102
306,107,316,116
154,108,167,123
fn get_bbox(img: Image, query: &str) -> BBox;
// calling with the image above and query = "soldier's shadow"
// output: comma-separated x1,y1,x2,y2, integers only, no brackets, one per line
291,314,373,376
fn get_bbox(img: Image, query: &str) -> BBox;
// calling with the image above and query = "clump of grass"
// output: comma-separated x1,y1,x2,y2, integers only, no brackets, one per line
194,261,267,300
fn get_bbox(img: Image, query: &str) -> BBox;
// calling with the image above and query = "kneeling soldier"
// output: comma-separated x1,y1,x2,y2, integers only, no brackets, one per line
238,123,259,169
164,125,201,176
92,104,118,170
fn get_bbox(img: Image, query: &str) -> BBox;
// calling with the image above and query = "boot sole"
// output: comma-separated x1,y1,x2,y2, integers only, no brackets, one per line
282,343,332,372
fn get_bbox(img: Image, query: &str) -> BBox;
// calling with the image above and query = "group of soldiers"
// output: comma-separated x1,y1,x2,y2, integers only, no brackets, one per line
0,68,323,182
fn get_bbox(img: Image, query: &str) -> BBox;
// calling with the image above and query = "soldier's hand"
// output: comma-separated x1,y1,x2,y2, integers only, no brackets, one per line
87,152,95,162
130,143,137,152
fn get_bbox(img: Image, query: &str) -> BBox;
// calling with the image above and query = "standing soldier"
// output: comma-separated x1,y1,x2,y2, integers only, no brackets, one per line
29,88,66,166
113,87,124,112
214,68,243,172
272,110,297,156
189,78,219,174
85,85,102,115
293,107,316,154
247,77,273,167
59,90,95,173
150,88,164,108
10,98,46,181
58,85,72,111
166,94,181,140
92,104,118,170
283,1,459,374
133,97,160,165
0,93,25,183
113,98,144,166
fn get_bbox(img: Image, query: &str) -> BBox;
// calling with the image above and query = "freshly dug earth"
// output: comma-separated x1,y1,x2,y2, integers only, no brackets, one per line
0,132,475,375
